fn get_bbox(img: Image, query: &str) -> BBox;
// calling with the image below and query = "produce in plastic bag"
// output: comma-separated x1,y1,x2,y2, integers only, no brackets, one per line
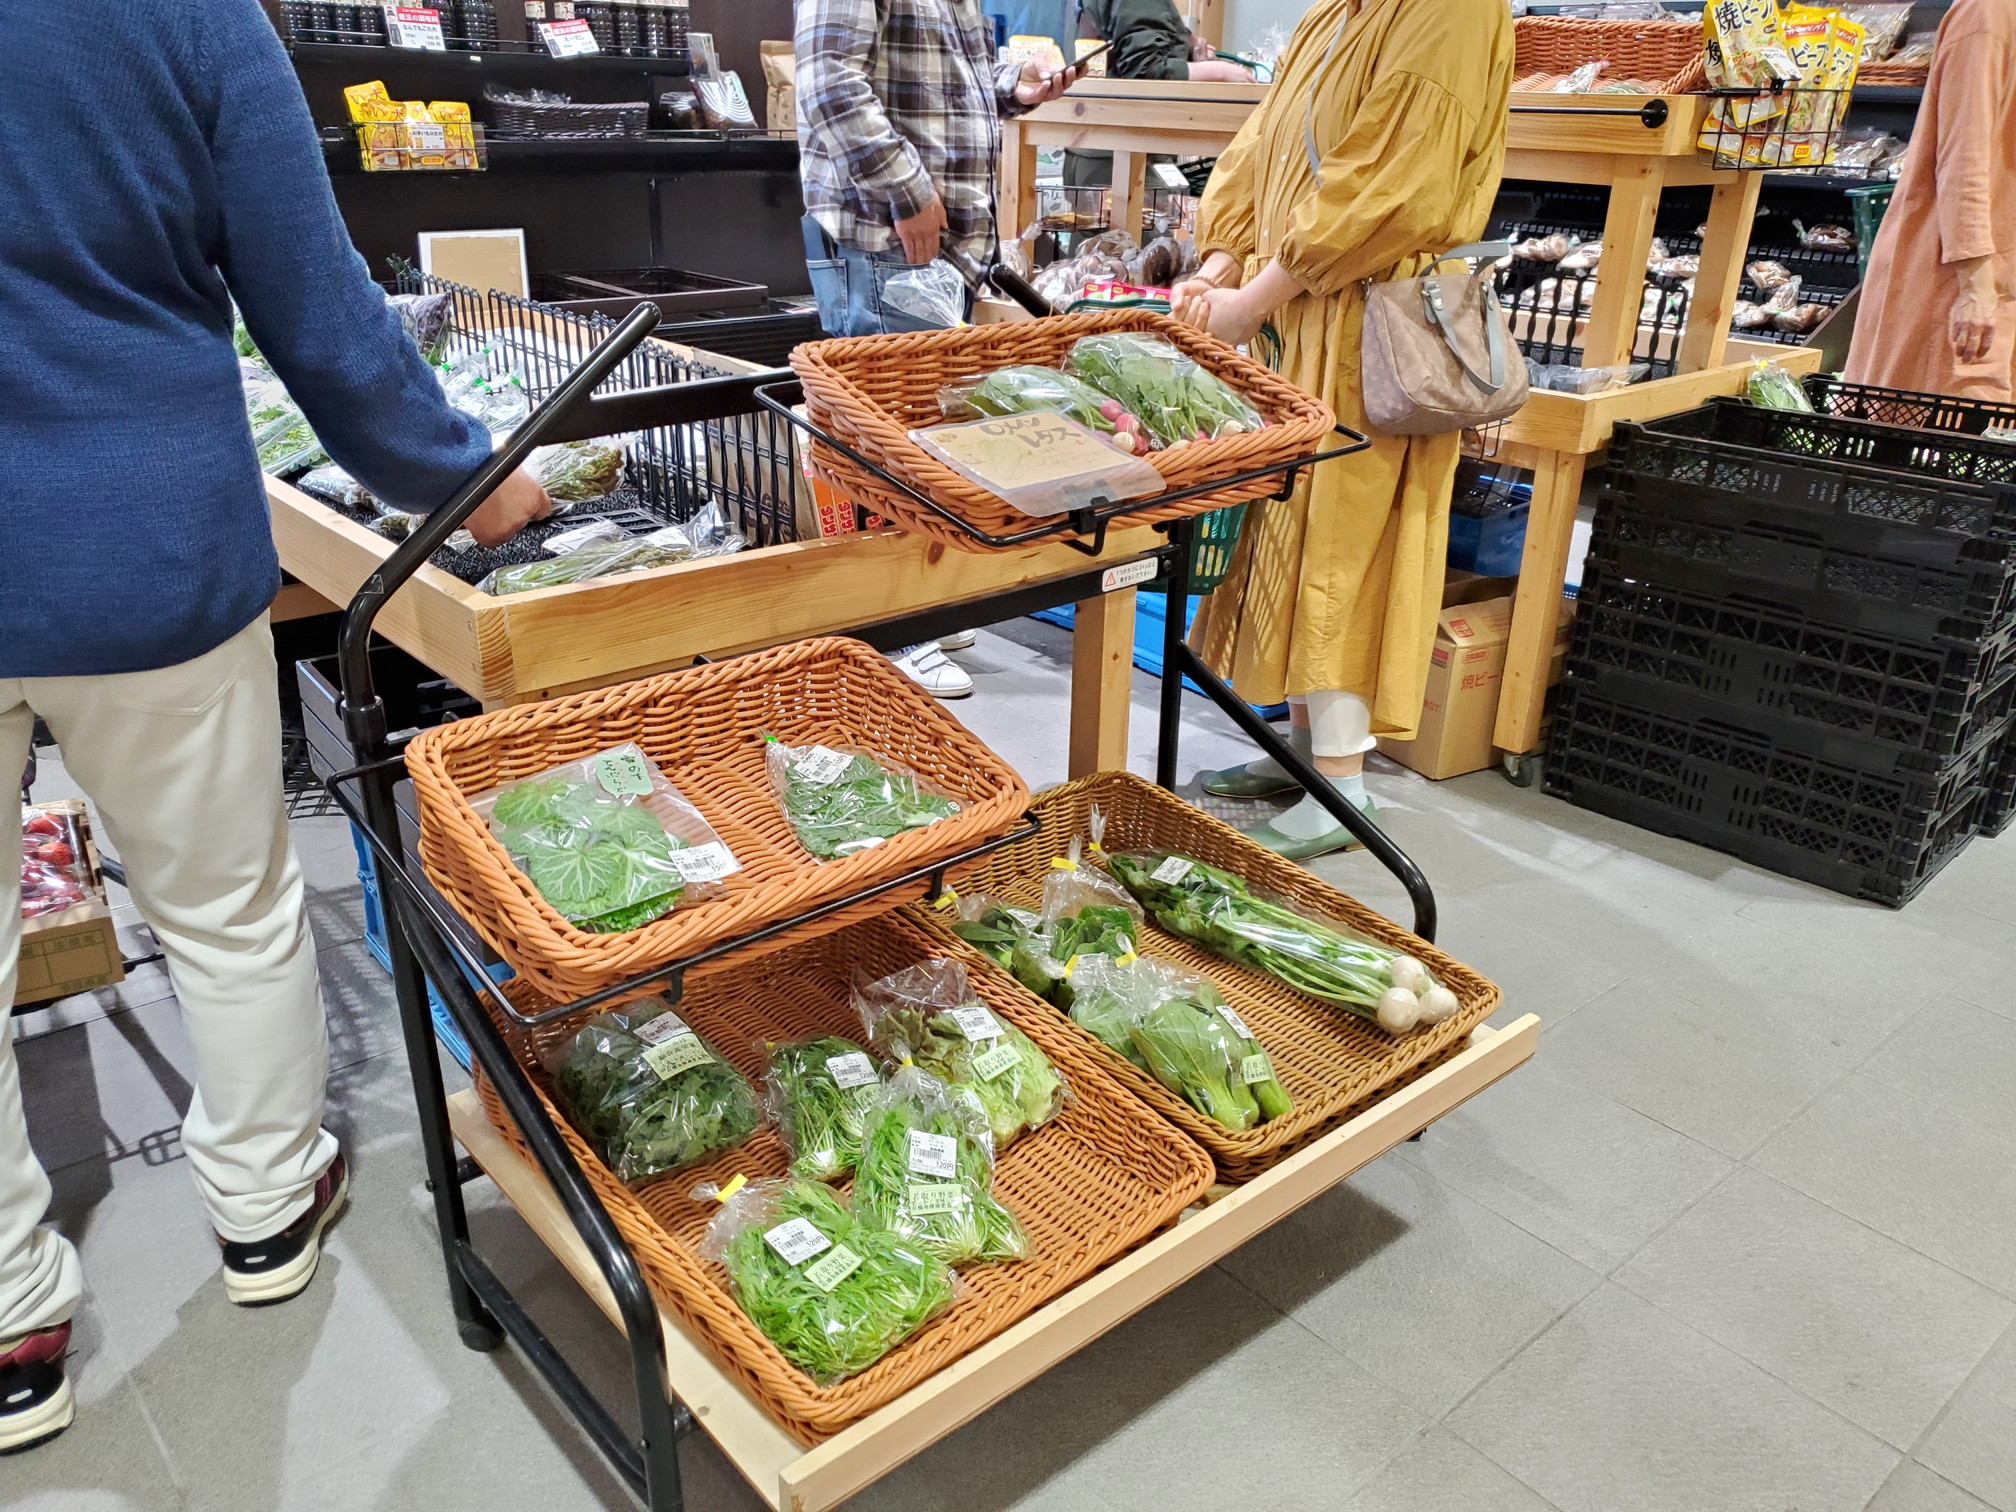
939,366,1153,454
1118,960,1265,1131
910,409,1166,517
441,363,530,433
854,960,1065,1148
850,1066,1030,1266
296,463,378,512
473,742,741,932
528,437,626,504
680,499,748,558
1552,59,1606,92
1745,359,1815,412
879,260,968,329
696,1174,954,1383
1064,332,1266,449
1035,838,1143,1007
1746,259,1795,291
1108,851,1458,1033
476,519,709,596
1795,220,1854,251
550,1000,760,1183
764,1036,882,1181
244,375,328,476
762,738,962,860
387,291,454,364
1053,953,1151,1069
948,896,1062,1001
369,510,477,552
1526,360,1648,395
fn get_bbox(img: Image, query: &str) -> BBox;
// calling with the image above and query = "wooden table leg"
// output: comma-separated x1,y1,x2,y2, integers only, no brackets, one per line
1578,159,1665,372
1492,449,1586,756
1000,124,1040,248
1677,172,1763,374
1109,150,1144,245
1070,587,1135,777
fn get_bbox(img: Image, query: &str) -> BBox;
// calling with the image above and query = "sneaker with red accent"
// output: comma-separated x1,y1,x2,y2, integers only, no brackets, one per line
0,1322,74,1453
218,1152,349,1306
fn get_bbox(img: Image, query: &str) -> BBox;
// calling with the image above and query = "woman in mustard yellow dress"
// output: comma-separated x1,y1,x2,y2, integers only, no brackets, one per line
1173,0,1513,857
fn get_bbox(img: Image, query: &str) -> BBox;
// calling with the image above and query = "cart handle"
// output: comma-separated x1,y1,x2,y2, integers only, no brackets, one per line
335,301,664,753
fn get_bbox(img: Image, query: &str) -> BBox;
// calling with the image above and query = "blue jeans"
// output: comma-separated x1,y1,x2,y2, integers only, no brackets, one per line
804,220,963,337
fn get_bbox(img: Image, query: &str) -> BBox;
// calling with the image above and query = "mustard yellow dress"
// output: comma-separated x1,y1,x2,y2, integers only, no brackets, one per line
1189,0,1514,733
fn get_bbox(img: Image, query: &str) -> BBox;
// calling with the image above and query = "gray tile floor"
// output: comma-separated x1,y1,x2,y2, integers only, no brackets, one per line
10,618,2016,1512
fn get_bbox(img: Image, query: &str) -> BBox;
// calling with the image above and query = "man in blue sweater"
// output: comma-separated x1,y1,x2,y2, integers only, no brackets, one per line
0,0,549,1452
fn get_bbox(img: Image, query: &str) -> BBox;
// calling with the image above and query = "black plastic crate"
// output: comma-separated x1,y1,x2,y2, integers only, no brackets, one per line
1805,377,2016,440
1545,685,2001,906
1588,489,2016,645
1982,729,2016,837
1568,566,2016,768
654,301,821,367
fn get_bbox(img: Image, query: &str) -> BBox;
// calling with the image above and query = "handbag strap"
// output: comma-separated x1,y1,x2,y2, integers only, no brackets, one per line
1301,0,1359,185
1419,273,1511,393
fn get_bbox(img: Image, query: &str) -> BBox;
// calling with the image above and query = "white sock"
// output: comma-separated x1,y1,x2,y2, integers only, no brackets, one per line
1270,775,1370,839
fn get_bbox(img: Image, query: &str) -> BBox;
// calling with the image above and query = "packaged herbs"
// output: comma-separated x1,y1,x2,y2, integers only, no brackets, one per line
472,743,741,933
1745,359,1815,413
550,1000,760,1183
696,1173,954,1383
851,1066,1030,1266
949,897,1065,1001
764,1036,882,1181
854,960,1066,1148
476,518,707,596
527,437,626,505
1063,332,1267,449
939,366,1155,455
762,738,962,860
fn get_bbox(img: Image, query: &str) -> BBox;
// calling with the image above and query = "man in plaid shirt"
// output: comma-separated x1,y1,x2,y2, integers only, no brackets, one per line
796,0,1081,336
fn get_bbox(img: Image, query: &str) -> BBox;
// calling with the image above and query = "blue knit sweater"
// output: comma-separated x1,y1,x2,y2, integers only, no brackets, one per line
0,0,493,677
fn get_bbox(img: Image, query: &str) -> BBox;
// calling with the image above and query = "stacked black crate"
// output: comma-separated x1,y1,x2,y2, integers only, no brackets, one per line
1544,379,2016,904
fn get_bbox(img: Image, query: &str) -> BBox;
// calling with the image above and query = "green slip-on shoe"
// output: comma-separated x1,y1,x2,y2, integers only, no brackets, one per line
1240,796,1378,861
1201,762,1300,798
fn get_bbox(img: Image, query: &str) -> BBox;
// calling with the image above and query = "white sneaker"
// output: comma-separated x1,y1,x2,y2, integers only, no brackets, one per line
891,642,975,699
938,629,978,651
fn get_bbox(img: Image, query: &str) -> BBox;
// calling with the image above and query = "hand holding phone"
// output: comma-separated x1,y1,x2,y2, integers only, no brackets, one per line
1060,38,1112,76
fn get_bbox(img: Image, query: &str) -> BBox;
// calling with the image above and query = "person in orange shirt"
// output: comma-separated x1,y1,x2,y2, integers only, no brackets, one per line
1845,0,2016,400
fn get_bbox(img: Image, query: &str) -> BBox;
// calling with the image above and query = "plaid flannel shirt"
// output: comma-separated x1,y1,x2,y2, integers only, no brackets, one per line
795,0,1028,263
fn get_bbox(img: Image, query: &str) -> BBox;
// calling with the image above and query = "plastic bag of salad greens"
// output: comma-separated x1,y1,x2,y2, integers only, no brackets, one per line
1108,850,1458,1034
476,519,705,596
763,1036,883,1181
854,959,1065,1148
1035,836,1143,1007
549,999,760,1183
1113,958,1265,1131
527,436,627,505
695,1173,954,1383
1745,359,1815,413
441,363,531,432
948,895,1063,1002
938,366,1155,455
1051,953,1151,1071
387,290,454,365
296,462,379,512
471,742,741,933
762,738,963,860
850,1066,1030,1266
244,376,329,476
1064,331,1267,450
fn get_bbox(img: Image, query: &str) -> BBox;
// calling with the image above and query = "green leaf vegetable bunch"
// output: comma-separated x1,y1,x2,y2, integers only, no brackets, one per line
1127,987,1258,1132
1064,332,1267,450
948,901,1063,1002
765,1036,882,1182
850,1068,1029,1266
940,365,1156,454
765,739,961,860
527,437,626,503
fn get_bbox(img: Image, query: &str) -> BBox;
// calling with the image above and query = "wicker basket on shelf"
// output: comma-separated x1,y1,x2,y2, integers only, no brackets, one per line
790,308,1335,552
403,637,1032,1000
482,90,650,139
1512,15,1707,93
911,771,1501,1183
1856,59,1929,85
472,908,1216,1441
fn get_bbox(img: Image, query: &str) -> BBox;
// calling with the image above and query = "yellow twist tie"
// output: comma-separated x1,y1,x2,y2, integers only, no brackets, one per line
716,1173,747,1202
1048,856,1077,871
1116,951,1138,966
932,886,960,910
1063,954,1081,976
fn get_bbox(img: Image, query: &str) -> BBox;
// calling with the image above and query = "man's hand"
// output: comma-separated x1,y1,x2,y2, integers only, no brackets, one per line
1952,256,2001,364
465,466,552,547
895,194,947,265
1188,59,1255,81
1014,59,1081,107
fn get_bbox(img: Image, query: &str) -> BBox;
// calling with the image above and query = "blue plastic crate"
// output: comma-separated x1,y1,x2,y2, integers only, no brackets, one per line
1448,500,1530,577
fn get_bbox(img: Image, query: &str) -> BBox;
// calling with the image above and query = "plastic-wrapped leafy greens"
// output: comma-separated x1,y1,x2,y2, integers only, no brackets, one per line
550,999,760,1183
1745,359,1815,413
764,1036,882,1181
441,363,530,432
471,742,741,932
1114,959,1264,1131
695,1173,954,1383
387,290,454,364
1064,332,1266,449
1050,953,1150,1070
762,738,962,860
244,375,328,476
527,437,626,504
296,462,378,512
850,1066,1029,1266
854,959,1065,1148
1035,837,1143,1009
938,366,1154,454
948,896,1062,1001
477,519,708,596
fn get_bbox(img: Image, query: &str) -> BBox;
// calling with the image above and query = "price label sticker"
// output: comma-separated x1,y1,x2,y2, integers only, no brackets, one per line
791,745,853,786
1240,1053,1272,1086
541,17,601,54
971,1042,1021,1081
666,841,740,883
385,5,448,48
1151,856,1194,885
906,1183,969,1216
631,1011,691,1046
406,121,447,152
825,1051,879,1090
947,1005,1001,1042
802,1243,864,1291
762,1217,831,1266
641,1033,714,1082
1216,1004,1255,1041
907,1129,959,1180
595,748,655,798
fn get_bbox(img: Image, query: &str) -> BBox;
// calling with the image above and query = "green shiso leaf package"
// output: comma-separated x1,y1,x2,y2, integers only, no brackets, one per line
472,742,742,934
850,1065,1030,1267
762,737,963,861
696,1173,955,1384
763,1035,883,1182
1107,851,1459,1034
549,998,761,1184
854,960,1066,1150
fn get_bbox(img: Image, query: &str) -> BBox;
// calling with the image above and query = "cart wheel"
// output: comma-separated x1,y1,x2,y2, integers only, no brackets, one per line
1500,751,1540,789
460,1318,506,1353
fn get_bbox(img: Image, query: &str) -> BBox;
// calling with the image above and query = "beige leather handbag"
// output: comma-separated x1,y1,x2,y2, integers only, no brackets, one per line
1359,244,1530,435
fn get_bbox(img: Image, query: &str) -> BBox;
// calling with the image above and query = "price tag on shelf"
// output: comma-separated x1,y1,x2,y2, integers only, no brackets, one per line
541,17,601,55
384,5,448,49
405,121,447,152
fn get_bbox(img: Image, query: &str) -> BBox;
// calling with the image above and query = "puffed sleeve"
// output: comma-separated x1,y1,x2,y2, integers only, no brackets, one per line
1194,110,1265,265
1272,68,1479,297
1932,33,2013,263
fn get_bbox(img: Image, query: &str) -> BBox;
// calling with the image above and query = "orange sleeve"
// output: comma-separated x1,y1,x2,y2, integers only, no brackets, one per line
1932,33,2012,263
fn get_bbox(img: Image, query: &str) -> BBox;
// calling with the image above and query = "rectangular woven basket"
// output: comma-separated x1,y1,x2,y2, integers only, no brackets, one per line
790,309,1336,552
912,771,1501,1183
404,637,1032,1000
1512,15,1708,93
472,909,1216,1440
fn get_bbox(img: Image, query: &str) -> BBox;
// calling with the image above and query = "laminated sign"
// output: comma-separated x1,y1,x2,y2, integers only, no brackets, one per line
910,410,1164,517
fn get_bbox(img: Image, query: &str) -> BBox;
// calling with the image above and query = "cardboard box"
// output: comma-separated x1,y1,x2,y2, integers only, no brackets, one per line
16,901,124,1007
1377,576,1575,781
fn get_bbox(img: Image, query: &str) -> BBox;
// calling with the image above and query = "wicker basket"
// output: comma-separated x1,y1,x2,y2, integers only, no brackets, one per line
790,309,1336,553
1857,60,1929,85
472,909,1216,1440
404,638,1032,1000
911,771,1500,1183
1512,15,1707,93
483,91,650,139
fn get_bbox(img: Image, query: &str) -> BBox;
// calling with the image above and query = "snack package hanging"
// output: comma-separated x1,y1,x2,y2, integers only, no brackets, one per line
549,999,761,1183
1063,332,1267,449
764,1036,883,1182
695,1173,955,1383
471,742,741,932
850,1066,1030,1266
854,959,1066,1148
761,737,964,860
1699,0,1801,158
1108,851,1459,1034
938,366,1155,455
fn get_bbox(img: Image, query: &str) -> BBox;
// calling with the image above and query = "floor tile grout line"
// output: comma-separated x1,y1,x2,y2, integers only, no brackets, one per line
1885,1310,2016,1503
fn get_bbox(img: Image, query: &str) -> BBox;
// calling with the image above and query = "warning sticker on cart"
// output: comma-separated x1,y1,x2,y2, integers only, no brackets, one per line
1101,559,1159,593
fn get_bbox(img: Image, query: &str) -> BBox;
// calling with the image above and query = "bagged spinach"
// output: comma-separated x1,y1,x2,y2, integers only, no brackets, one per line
1064,332,1266,449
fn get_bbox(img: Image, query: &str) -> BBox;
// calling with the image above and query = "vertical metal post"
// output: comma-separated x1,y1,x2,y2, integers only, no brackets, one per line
1155,516,1193,790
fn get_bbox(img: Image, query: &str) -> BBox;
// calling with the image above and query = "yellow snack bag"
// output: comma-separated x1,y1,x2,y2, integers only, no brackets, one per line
1699,0,1800,149
426,100,473,123
343,80,404,123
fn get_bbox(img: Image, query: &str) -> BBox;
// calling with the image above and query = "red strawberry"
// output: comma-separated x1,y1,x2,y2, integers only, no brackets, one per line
35,842,75,867
24,814,62,838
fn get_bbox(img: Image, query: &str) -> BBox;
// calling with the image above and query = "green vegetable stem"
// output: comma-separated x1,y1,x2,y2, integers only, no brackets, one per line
765,1036,882,1182
947,899,1063,1002
764,737,962,861
1063,332,1268,451
851,1067,1030,1267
